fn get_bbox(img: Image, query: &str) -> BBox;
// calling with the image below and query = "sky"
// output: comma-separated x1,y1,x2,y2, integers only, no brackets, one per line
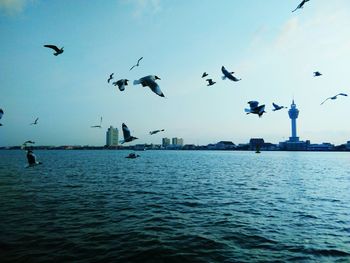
1,0,350,146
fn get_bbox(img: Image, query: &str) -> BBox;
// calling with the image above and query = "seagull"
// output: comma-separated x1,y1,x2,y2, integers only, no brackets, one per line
150,129,165,135
313,71,322,77
245,101,266,117
120,123,138,144
133,75,165,97
272,103,287,111
0,108,3,126
91,117,103,128
43,45,64,56
202,72,208,78
292,0,310,12
21,140,35,149
107,73,114,83
24,140,35,144
221,66,241,82
30,117,39,125
113,79,129,91
206,79,216,86
130,57,143,71
320,93,348,105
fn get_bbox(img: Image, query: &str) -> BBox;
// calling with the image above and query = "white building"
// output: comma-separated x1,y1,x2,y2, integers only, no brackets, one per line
106,126,119,146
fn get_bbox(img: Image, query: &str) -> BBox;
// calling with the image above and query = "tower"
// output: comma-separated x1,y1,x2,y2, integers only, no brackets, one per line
106,126,119,146
288,100,299,142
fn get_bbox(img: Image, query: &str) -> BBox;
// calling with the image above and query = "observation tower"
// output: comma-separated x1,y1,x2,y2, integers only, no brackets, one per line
288,100,299,142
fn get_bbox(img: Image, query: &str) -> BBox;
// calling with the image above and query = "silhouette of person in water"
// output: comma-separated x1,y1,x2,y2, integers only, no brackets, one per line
26,150,37,165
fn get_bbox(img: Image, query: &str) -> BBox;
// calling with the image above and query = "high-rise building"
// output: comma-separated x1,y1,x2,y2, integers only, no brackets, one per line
288,99,299,142
162,138,170,148
106,126,119,146
172,137,184,146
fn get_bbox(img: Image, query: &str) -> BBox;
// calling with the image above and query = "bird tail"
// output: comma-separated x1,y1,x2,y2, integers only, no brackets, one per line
133,79,141,85
221,76,227,80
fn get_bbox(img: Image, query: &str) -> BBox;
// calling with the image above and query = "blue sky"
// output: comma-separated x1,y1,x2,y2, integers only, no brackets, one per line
1,0,350,146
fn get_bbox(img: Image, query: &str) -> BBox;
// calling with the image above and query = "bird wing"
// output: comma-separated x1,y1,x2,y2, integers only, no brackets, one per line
44,45,60,52
0,109,3,119
337,93,348,97
272,102,280,109
137,57,143,64
149,82,164,97
122,123,131,140
35,117,39,123
129,65,136,71
320,97,330,105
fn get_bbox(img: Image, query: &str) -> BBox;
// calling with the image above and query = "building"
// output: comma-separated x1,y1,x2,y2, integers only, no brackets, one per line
347,141,350,150
208,141,236,150
249,138,264,150
106,126,119,147
172,137,184,146
162,138,171,148
279,100,309,151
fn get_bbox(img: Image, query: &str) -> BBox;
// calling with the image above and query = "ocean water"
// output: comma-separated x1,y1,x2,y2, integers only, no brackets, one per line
0,150,349,262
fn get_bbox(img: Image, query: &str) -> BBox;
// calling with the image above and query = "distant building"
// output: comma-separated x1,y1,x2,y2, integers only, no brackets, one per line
106,126,119,146
308,143,335,151
249,138,264,150
208,141,236,150
162,138,171,148
172,137,184,146
347,141,350,150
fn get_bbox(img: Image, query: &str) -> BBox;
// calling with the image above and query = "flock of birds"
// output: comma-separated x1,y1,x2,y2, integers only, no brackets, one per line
1,0,349,161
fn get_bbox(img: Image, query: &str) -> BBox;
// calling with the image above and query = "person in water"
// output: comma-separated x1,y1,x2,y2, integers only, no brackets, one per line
26,150,37,165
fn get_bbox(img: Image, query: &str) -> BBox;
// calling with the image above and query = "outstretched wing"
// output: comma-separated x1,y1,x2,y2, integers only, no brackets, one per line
272,102,279,109
122,123,131,140
137,57,143,64
320,97,330,105
337,93,348,97
0,109,3,119
44,45,60,52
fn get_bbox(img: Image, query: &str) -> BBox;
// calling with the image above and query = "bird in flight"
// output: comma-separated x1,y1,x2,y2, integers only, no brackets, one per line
30,117,39,125
133,75,165,97
292,0,310,12
107,73,114,83
272,103,287,111
150,129,165,135
320,93,348,105
245,101,266,117
121,123,138,144
0,108,3,126
113,79,129,91
221,66,241,82
206,79,216,86
91,117,103,128
130,57,143,71
44,45,64,56
313,71,322,77
202,72,208,78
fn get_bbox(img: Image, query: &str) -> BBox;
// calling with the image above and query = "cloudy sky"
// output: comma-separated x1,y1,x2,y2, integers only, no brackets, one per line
1,0,350,146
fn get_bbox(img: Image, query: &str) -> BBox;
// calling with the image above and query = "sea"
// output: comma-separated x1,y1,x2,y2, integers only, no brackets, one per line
0,150,349,262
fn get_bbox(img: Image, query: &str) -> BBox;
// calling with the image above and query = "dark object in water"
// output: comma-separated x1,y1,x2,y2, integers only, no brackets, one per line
125,153,140,159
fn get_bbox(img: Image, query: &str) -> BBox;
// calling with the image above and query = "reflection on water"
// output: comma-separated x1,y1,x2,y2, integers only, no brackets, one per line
0,150,349,262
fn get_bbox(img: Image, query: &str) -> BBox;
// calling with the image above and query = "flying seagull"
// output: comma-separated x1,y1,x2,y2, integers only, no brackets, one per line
107,73,114,83
202,72,208,78
320,93,348,105
272,103,287,111
121,123,138,144
44,45,64,56
133,75,165,97
113,79,129,91
221,66,241,82
0,108,3,126
292,0,310,12
91,117,103,128
130,57,143,71
30,117,39,125
150,129,165,135
313,71,322,77
206,79,216,86
245,101,266,117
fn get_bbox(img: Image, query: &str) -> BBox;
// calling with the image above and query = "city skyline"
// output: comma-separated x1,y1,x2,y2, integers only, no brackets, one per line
1,1,350,147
